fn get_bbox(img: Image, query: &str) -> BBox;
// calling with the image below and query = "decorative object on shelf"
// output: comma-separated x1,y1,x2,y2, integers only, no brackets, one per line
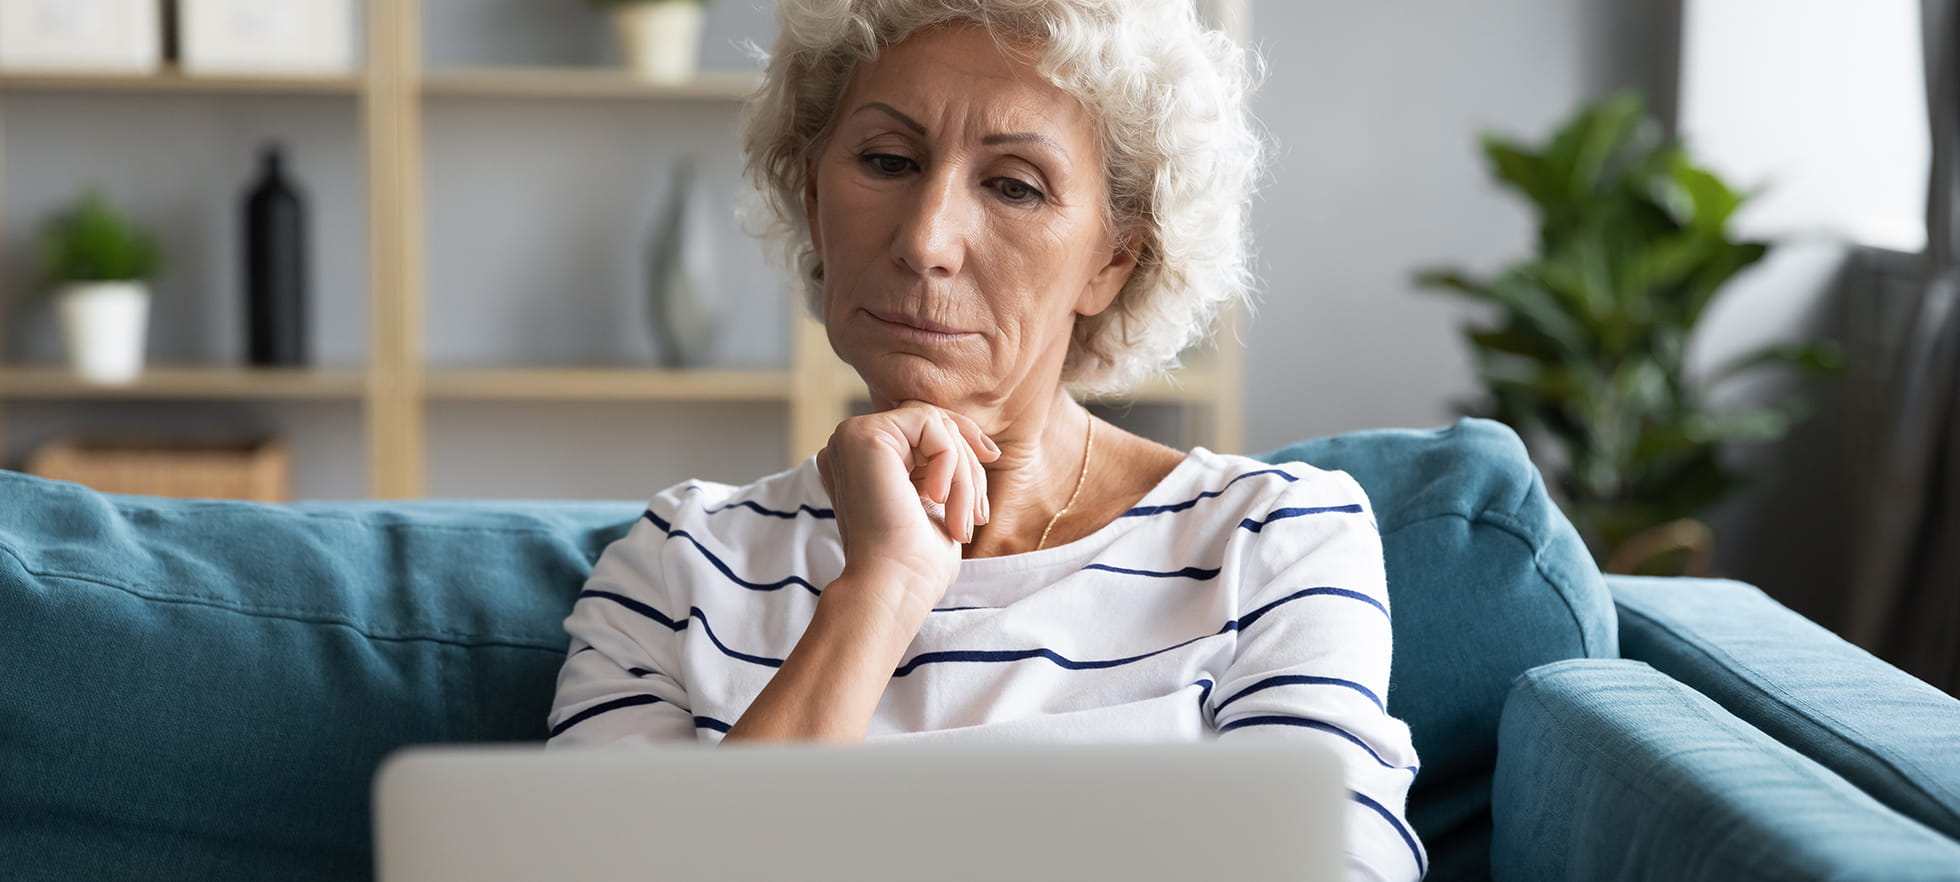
27,436,290,501
242,143,310,367
592,0,711,84
0,0,161,73
37,189,163,385
177,0,355,76
1414,90,1845,577
645,158,722,368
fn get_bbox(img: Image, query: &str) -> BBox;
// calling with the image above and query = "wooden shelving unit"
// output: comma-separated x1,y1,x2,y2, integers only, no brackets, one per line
0,68,363,95
0,366,367,400
0,0,1246,499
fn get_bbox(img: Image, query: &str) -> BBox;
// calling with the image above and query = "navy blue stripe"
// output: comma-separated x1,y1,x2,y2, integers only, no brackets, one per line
1214,674,1385,714
1240,586,1388,630
695,716,733,733
688,606,786,668
580,589,686,631
627,667,658,677
1194,678,1216,724
1350,790,1427,873
683,483,836,520
1082,563,1222,580
704,498,836,520
892,621,1238,678
1216,715,1418,771
932,605,994,612
1238,504,1364,533
571,644,595,656
642,510,822,597
550,694,668,738
577,591,786,668
1121,469,1301,517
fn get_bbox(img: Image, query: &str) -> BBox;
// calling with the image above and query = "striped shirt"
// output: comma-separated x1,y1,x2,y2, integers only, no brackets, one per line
549,446,1426,881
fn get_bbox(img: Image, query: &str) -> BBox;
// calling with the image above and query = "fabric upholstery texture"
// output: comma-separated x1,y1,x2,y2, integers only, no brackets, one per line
1493,658,1960,881
0,474,637,880
1611,574,1960,841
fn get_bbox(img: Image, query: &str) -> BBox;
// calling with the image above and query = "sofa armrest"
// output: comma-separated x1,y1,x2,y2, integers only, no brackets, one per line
1493,659,1960,881
1609,574,1960,841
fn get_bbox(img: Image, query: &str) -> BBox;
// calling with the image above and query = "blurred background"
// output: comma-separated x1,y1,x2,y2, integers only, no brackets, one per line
0,0,1953,689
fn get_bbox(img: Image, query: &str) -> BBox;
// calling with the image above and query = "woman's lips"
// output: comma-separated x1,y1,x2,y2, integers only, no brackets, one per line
865,308,978,342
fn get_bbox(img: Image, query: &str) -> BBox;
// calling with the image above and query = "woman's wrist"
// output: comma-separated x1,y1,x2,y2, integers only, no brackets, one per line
821,564,939,637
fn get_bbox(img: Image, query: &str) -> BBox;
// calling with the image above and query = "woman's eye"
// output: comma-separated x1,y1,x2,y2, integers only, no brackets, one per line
862,153,913,176
992,177,1044,204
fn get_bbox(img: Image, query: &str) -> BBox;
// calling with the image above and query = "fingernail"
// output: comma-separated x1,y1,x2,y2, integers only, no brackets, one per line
984,436,1000,454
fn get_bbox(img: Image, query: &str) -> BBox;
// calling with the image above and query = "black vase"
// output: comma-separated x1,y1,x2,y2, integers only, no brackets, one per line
243,144,308,366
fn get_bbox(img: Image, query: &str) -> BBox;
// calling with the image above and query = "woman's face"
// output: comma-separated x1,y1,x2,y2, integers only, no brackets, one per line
806,25,1136,413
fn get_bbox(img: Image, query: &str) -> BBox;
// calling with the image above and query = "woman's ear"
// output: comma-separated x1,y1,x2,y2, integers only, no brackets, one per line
1076,238,1139,318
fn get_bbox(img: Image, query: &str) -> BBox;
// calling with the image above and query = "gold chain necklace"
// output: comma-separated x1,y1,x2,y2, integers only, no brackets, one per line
1034,416,1095,551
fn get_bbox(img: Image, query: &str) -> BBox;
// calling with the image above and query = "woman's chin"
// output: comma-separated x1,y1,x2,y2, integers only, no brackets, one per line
850,353,982,408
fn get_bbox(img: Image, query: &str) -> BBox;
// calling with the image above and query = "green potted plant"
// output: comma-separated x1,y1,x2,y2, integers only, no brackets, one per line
38,188,163,384
1415,90,1842,576
589,0,713,84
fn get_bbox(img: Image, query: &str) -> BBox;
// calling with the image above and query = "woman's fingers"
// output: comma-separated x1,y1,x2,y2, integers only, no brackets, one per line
945,428,973,542
885,400,994,543
944,410,1001,463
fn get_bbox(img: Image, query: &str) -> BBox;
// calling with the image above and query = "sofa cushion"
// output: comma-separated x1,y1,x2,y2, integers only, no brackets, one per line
1258,417,1616,881
1611,574,1960,842
0,470,637,881
1494,658,1960,881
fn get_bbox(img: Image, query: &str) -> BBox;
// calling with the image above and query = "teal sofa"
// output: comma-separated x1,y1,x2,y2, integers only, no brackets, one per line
3,417,1957,880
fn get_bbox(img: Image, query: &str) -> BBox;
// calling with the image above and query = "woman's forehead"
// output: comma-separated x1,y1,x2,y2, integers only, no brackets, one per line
837,28,1092,146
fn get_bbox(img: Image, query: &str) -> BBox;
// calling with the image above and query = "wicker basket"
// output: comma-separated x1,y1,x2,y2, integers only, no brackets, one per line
26,436,291,502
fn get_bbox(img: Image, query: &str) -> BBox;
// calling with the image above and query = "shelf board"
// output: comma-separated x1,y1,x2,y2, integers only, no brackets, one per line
424,368,792,401
0,366,367,399
421,68,759,100
0,67,363,95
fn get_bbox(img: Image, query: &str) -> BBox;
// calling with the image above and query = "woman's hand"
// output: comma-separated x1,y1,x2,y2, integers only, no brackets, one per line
815,400,999,616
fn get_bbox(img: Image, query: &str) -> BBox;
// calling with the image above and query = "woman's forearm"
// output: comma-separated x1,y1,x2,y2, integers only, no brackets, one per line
721,568,930,743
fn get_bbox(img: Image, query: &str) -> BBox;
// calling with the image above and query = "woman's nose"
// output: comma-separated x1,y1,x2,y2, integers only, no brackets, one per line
891,173,970,278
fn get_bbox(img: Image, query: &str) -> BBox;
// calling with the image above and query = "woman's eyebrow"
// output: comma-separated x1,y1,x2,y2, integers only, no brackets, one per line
855,102,927,135
852,101,1069,159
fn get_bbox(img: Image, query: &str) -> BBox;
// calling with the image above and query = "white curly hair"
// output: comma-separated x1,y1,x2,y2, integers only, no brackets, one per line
739,0,1265,395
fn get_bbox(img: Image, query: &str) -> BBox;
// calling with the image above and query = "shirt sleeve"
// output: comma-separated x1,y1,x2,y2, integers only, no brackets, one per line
1211,469,1426,882
546,493,699,748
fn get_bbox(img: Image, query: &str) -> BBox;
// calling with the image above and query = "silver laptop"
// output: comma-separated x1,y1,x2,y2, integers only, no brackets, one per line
373,741,1346,882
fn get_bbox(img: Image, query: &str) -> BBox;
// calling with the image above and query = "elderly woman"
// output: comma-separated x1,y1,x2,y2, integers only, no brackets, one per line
548,0,1422,878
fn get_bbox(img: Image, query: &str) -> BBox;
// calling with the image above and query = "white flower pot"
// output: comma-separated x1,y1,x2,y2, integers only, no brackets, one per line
612,2,705,84
55,281,150,385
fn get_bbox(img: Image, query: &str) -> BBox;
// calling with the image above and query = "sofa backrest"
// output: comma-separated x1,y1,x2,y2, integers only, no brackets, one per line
1257,417,1617,880
0,476,637,881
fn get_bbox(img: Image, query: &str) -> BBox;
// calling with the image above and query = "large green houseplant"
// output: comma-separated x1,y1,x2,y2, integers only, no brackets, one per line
1416,90,1841,575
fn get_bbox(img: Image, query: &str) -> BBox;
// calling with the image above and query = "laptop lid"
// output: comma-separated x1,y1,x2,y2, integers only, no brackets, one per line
373,741,1346,882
